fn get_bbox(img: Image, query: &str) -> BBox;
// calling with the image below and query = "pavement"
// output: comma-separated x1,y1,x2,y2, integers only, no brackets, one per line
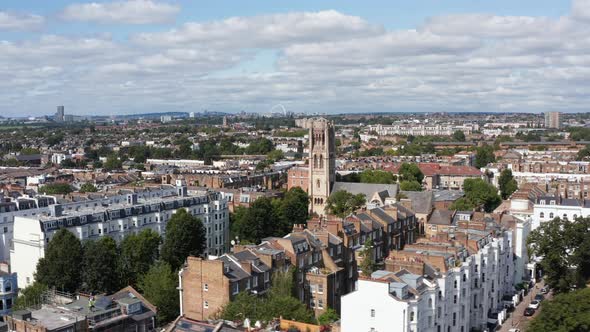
499,280,550,332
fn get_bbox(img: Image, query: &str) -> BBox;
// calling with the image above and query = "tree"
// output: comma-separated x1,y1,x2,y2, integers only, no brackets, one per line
119,229,161,287
528,216,590,293
398,163,424,183
82,237,120,294
161,209,206,271
325,190,366,218
246,138,274,155
400,180,422,191
79,183,98,193
452,130,466,142
498,169,518,199
230,197,278,244
450,178,501,212
577,145,590,161
221,267,315,324
39,183,73,195
267,149,284,162
36,229,83,292
475,144,496,168
275,188,309,231
360,239,375,277
359,170,396,184
528,288,590,332
103,155,123,171
139,261,179,324
13,282,48,310
318,308,340,326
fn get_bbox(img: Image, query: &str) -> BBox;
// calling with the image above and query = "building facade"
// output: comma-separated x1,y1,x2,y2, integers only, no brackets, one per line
306,118,336,216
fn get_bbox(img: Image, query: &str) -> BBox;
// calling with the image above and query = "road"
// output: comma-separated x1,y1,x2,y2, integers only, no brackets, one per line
499,280,550,332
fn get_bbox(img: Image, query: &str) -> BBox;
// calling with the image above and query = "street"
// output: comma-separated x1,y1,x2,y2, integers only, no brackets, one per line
499,280,550,332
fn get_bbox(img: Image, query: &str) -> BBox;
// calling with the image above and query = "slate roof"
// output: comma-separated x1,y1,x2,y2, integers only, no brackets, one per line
331,182,398,201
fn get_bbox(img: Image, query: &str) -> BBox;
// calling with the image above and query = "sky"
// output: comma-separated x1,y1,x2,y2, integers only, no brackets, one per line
0,0,588,116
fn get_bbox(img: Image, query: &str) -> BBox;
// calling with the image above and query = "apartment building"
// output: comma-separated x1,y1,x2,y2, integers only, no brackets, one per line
368,123,478,137
532,195,590,230
342,220,514,332
10,184,229,288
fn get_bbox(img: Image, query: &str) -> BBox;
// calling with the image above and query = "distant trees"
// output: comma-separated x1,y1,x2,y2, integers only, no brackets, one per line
79,183,98,193
38,182,73,195
103,155,123,171
577,145,590,161
231,188,309,244
325,190,366,218
161,209,207,271
474,144,496,168
359,170,396,184
452,130,466,142
528,288,590,332
246,138,274,155
398,163,424,183
528,216,590,293
498,169,518,199
36,229,83,292
449,178,501,212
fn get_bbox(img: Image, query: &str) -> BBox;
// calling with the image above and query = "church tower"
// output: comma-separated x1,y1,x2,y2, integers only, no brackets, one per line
308,118,336,216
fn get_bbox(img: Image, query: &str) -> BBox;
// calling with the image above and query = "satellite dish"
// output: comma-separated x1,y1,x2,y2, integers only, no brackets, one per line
231,240,236,246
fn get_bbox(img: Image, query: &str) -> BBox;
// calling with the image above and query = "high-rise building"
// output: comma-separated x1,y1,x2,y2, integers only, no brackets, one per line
55,105,65,122
307,118,335,216
544,112,561,129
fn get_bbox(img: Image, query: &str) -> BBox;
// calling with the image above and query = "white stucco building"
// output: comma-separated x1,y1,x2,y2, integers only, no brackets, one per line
10,184,229,288
532,195,590,230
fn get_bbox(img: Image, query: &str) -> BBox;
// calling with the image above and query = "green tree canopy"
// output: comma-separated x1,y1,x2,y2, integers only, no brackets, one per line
119,229,161,287
39,182,73,195
400,180,422,191
318,308,340,326
359,170,396,184
82,237,120,294
161,209,206,271
221,267,315,324
266,149,284,162
36,229,83,292
275,187,309,231
475,144,496,168
452,130,466,142
246,138,274,155
103,155,123,171
79,183,98,193
528,288,590,332
450,178,501,212
398,163,424,183
528,216,590,293
14,282,48,310
139,261,180,324
360,239,375,277
325,190,366,218
498,169,518,199
231,197,278,244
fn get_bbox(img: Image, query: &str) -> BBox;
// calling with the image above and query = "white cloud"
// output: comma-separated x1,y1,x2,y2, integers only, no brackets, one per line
572,0,590,22
60,0,179,24
0,11,44,31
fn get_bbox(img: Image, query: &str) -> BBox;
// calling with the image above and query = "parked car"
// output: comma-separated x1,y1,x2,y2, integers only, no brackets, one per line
534,294,545,302
528,300,541,309
540,286,549,294
524,307,536,316
508,329,521,332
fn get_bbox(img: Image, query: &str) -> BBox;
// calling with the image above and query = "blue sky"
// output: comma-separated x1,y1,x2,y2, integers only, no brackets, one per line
0,0,588,116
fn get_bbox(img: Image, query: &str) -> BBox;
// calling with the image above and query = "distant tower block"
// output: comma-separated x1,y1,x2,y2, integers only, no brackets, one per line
307,118,336,216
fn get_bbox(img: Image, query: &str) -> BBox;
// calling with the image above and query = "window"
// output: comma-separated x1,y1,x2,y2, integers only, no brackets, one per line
463,274,467,282
438,291,442,300
540,212,544,218
453,313,456,326
318,284,324,294
371,309,375,318
428,298,433,308
232,283,239,295
253,276,258,287
410,311,415,322
204,301,209,309
318,299,324,309
454,295,457,304
549,212,554,218
454,280,458,288
204,283,208,291
310,299,315,308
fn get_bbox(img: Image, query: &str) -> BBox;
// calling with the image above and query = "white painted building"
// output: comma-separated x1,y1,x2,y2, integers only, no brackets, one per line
10,185,229,288
532,195,590,230
342,230,514,332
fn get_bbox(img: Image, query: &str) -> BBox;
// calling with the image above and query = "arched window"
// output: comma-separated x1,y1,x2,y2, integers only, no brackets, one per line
316,179,321,188
319,155,324,169
549,212,554,219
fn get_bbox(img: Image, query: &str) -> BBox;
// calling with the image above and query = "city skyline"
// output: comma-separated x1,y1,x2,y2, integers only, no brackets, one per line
1,0,589,116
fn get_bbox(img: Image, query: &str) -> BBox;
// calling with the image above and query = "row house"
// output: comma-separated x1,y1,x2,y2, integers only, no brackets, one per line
343,222,514,332
11,185,229,288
